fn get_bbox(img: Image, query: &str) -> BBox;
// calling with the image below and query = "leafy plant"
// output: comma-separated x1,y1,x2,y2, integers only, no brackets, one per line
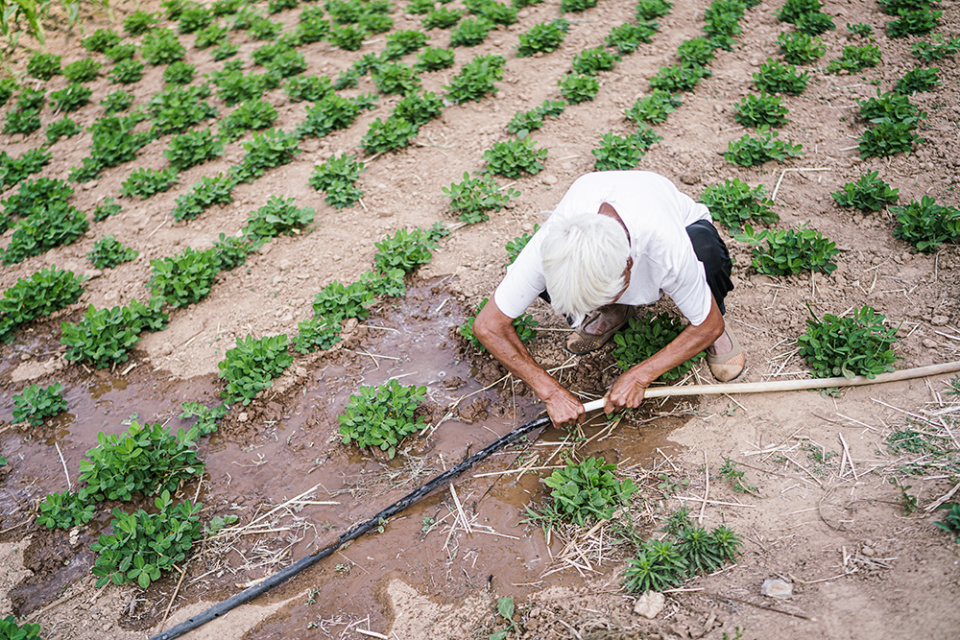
717,457,757,493
422,6,461,29
338,379,428,458
374,227,438,274
0,267,84,344
219,97,279,141
171,173,238,221
312,279,374,323
625,89,681,124
677,36,715,67
231,128,301,183
61,299,168,368
0,616,41,640
293,317,343,353
857,90,922,122
372,62,422,95
891,196,960,252
415,46,456,71
213,233,254,270
777,30,825,65
93,198,123,222
895,66,940,94
450,16,494,47
483,137,547,178
857,118,923,158
459,298,537,350
699,178,778,229
88,235,139,269
330,23,366,50
284,75,334,102
0,148,50,190
847,22,874,37
798,305,899,379
912,34,960,62
621,539,686,592
605,21,658,54
124,9,160,35
241,196,316,241
101,90,135,114
179,402,230,435
179,3,213,32
83,27,122,52
572,46,619,76
109,59,145,84
51,83,93,112
195,22,229,48
164,61,196,85
1,201,89,266
735,224,838,275
27,52,62,80
561,0,597,11
515,18,569,57
612,313,704,380
592,128,662,170
63,58,102,83
37,490,96,529
649,64,709,92
934,504,960,543
3,176,74,221
384,29,430,58
210,67,278,106
504,225,539,264
141,27,187,65
91,492,202,588
734,92,789,127
120,167,179,200
506,99,565,138
488,597,520,640
443,171,519,223
248,16,284,39
538,457,636,526
635,0,672,20
886,6,940,38
392,91,444,126
148,246,221,307
724,126,803,166
831,172,898,212
558,73,600,103
309,153,365,209
166,128,224,170
105,43,138,62
703,0,748,49
296,93,371,138
445,54,505,104
149,85,217,135
825,44,882,74
4,109,41,135
13,383,68,427
219,334,294,405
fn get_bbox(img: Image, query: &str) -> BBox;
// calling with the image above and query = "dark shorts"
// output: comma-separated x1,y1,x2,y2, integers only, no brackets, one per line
539,219,734,318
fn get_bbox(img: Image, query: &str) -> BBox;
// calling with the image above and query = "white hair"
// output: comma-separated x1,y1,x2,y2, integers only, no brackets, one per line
540,213,630,328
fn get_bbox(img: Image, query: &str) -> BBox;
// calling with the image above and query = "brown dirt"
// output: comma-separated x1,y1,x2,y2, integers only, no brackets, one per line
1,0,959,637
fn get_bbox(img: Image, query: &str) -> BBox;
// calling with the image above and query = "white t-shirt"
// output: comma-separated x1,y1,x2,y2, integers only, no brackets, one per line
494,171,714,326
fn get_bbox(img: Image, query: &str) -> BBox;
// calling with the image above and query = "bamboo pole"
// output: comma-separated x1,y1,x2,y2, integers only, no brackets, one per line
581,361,960,413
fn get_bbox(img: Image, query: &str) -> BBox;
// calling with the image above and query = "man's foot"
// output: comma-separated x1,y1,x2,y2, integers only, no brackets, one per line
565,304,633,355
706,327,746,382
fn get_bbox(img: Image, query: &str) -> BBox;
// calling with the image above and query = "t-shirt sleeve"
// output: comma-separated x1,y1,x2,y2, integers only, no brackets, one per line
493,236,547,319
659,240,713,326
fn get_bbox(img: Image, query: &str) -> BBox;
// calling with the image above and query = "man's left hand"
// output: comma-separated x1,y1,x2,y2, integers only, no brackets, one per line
604,370,648,414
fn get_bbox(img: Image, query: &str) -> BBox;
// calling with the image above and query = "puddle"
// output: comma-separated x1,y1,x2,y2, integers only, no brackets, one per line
0,279,696,636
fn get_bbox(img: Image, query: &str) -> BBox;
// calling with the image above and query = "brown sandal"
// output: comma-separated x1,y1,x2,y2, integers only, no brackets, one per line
707,328,746,382
565,307,633,355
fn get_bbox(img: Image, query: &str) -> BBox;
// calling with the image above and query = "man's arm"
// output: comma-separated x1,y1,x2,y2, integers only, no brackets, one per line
473,298,586,429
605,296,725,414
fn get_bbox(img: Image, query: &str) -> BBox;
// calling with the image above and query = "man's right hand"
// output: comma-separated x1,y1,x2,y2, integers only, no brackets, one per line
543,386,586,430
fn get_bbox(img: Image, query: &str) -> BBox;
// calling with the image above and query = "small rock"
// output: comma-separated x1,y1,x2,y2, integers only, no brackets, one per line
633,591,665,619
238,412,249,422
761,578,793,599
931,315,949,326
680,171,700,186
295,366,308,377
861,546,875,557
160,342,174,356
922,338,937,349
542,173,558,185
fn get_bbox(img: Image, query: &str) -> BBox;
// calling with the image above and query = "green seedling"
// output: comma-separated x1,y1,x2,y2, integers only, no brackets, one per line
798,305,899,379
504,226,539,265
87,235,139,269
219,334,294,405
445,54,505,103
718,457,757,493
734,224,838,275
443,172,519,224
558,73,599,103
825,44,881,74
62,299,167,368
13,383,68,427
592,127,662,170
777,30,825,64
724,126,803,166
831,172,899,212
649,64,709,92
891,196,960,253
0,267,84,344
605,21,658,54
120,167,179,200
483,138,547,178
612,313,704,380
460,298,537,351
734,92,789,127
895,67,940,94
516,18,568,56
338,379,429,458
571,46,619,75
698,178,778,230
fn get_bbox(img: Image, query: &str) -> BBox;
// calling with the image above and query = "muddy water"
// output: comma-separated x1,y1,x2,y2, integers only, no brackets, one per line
0,280,693,637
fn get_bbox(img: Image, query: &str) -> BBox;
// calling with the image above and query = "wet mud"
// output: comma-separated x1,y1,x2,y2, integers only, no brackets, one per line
0,279,694,636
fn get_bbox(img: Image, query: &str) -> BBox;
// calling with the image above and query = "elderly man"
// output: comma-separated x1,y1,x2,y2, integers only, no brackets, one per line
473,171,745,429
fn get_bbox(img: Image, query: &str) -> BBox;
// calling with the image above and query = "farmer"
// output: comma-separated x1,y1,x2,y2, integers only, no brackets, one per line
473,170,744,429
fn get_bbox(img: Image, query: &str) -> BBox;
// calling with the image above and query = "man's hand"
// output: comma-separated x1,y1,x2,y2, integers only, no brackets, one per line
543,386,586,429
604,369,648,414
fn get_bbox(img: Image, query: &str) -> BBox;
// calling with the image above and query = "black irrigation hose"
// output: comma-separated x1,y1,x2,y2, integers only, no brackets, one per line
149,413,551,640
